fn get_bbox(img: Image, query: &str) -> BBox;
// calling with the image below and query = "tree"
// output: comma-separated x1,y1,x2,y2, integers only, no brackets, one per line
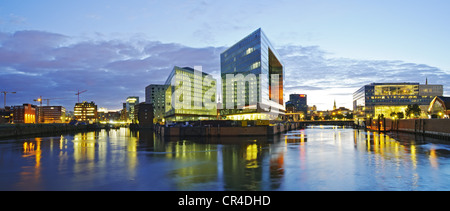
405,104,421,118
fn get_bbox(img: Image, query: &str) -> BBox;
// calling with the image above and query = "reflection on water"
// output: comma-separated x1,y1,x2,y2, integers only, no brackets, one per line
1,126,450,190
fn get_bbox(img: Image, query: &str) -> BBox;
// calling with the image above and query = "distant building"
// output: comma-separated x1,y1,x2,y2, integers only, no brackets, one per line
353,82,443,120
134,102,154,127
98,107,121,123
74,101,98,123
126,96,139,123
0,106,13,124
286,94,307,114
428,96,450,118
145,84,168,123
38,106,66,123
164,66,217,122
220,28,285,120
13,104,37,124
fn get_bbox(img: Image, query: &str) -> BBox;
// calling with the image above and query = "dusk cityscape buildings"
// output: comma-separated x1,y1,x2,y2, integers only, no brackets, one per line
0,28,449,127
353,82,444,123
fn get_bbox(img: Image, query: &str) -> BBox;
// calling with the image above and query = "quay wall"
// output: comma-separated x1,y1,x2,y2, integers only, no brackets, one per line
0,124,101,139
156,122,301,137
392,119,450,139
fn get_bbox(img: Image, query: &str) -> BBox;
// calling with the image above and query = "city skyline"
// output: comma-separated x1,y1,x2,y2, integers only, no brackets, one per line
1,1,450,111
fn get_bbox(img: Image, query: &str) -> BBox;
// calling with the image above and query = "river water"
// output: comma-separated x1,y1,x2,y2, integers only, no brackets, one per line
1,126,450,191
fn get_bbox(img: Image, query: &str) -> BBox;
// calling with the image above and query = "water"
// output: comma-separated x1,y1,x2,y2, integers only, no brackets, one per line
1,126,450,191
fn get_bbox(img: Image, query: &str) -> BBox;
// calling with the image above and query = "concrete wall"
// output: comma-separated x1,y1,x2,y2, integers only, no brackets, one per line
392,119,450,139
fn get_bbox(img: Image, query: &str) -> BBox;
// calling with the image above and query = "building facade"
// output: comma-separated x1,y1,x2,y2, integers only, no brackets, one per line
134,102,154,127
126,96,139,123
353,83,443,120
145,84,168,124
74,101,98,123
286,94,307,114
13,104,37,124
164,66,217,122
220,28,285,120
428,96,450,118
38,106,66,123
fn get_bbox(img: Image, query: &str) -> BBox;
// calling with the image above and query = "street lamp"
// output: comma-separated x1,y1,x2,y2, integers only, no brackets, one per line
1,91,16,109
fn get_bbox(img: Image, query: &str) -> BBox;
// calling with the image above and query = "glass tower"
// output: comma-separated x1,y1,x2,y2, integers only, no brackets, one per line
220,28,285,120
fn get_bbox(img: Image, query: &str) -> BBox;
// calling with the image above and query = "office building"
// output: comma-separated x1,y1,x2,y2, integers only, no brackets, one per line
134,102,154,127
13,104,37,124
126,96,139,123
353,82,443,120
164,66,217,122
74,101,98,123
220,28,285,120
286,94,307,114
145,84,168,123
0,107,13,124
38,106,66,123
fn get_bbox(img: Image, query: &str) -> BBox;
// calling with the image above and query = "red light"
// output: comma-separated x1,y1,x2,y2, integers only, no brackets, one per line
299,94,305,98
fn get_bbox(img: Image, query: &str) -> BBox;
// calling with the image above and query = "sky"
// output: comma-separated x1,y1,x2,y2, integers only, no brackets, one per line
1,0,450,111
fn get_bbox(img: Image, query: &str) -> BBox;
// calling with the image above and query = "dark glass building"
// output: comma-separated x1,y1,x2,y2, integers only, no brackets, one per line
286,94,307,114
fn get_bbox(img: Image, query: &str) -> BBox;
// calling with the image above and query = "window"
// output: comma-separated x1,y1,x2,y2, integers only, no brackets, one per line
250,61,260,70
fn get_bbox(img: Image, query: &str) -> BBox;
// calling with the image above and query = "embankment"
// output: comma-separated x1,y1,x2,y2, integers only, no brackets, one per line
0,124,101,139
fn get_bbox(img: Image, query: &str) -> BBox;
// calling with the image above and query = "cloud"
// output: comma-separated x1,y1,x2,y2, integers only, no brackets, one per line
1,30,449,111
0,30,223,110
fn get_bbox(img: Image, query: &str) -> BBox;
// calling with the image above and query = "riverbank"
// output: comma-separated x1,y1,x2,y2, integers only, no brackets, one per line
0,123,103,139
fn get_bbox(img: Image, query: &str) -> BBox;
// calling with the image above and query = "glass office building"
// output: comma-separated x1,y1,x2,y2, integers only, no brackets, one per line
164,66,217,122
220,28,285,120
353,82,443,120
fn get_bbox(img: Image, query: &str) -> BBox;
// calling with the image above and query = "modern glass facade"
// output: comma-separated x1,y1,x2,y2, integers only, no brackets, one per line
220,28,285,120
353,83,443,120
164,66,217,122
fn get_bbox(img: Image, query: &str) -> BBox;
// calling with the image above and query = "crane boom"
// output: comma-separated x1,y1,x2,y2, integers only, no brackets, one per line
75,90,87,103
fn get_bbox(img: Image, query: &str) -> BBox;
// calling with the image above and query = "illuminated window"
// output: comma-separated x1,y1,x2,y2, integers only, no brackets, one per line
245,47,254,55
250,61,260,70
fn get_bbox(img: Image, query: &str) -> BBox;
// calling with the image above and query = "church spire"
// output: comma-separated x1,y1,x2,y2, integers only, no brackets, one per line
333,99,337,110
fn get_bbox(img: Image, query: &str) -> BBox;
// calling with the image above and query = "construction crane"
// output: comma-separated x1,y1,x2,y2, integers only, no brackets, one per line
75,90,87,103
42,98,64,106
1,91,16,108
33,96,43,106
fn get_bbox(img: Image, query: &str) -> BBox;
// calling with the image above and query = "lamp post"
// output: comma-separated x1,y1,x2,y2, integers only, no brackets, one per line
1,91,16,109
